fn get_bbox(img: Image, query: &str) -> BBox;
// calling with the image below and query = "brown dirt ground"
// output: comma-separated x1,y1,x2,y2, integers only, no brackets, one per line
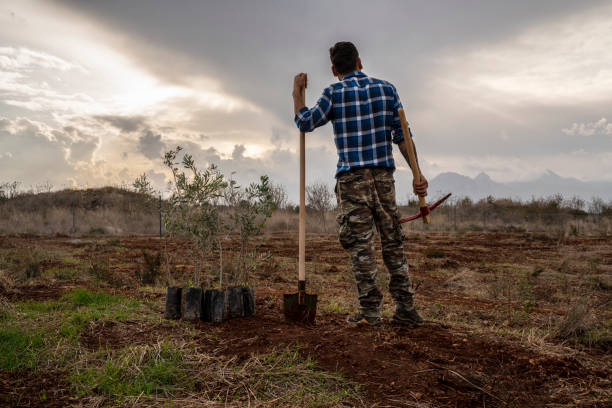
0,369,75,408
2,232,611,407
191,286,610,408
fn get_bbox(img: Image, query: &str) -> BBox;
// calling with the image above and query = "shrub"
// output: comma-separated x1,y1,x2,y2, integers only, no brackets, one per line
89,227,105,235
555,303,595,340
24,259,42,279
424,248,445,259
136,250,162,285
531,265,544,277
87,258,112,284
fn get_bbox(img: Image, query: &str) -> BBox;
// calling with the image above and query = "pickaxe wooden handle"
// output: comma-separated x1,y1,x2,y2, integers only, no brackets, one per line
397,108,430,224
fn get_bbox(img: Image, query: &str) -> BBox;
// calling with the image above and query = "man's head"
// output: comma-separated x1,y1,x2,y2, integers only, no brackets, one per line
329,41,362,78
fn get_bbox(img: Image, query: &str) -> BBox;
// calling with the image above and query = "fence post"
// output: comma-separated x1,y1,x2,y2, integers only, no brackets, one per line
71,206,76,235
482,208,486,231
159,194,163,238
598,212,601,231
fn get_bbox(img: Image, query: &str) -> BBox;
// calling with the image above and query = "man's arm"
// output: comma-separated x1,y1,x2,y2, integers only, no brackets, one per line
292,73,332,132
389,85,428,196
398,129,428,196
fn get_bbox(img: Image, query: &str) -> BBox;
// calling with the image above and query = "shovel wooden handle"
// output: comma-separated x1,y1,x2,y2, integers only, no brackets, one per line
299,130,306,282
398,108,430,224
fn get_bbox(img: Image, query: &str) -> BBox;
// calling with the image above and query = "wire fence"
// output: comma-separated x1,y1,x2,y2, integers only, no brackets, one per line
398,203,611,235
0,188,611,237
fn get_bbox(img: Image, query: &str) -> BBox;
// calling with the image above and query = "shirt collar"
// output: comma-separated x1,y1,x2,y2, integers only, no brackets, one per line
342,71,366,80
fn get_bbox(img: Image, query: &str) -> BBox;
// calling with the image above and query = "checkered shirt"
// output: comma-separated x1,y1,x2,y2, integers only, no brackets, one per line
294,71,405,177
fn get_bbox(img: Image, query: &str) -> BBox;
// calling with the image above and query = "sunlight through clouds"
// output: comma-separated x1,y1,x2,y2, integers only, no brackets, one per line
2,0,611,200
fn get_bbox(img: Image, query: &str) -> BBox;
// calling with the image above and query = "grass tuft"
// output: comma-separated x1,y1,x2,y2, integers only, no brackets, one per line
62,288,120,307
0,326,45,370
555,303,595,340
72,342,188,397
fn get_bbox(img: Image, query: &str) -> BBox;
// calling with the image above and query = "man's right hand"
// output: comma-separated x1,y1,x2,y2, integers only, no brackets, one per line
413,175,428,197
293,73,307,96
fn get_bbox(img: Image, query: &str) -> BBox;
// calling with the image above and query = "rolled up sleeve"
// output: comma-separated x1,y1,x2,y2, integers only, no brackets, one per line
294,87,333,132
390,85,405,144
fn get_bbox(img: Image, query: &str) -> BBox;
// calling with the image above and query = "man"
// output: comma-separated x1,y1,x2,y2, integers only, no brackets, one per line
292,41,428,327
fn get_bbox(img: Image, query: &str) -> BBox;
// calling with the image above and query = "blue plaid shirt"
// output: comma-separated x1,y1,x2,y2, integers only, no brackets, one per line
294,71,405,177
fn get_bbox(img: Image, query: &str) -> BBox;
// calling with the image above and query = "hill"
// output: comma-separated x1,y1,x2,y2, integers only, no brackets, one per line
429,170,612,201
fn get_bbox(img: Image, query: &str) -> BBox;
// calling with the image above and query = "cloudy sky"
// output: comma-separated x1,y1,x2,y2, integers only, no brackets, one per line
1,0,611,201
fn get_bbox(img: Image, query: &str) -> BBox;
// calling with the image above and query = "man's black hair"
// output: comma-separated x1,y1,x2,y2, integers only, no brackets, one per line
329,42,359,75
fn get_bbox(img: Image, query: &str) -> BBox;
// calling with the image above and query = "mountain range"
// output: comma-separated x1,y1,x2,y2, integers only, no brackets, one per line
428,170,612,202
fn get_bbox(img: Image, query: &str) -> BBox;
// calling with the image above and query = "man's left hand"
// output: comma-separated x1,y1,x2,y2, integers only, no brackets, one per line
413,175,428,197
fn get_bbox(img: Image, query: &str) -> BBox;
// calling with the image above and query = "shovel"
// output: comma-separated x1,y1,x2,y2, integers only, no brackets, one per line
283,98,317,323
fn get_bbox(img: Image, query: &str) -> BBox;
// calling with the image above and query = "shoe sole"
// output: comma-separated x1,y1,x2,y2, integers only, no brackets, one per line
346,317,381,327
391,318,423,327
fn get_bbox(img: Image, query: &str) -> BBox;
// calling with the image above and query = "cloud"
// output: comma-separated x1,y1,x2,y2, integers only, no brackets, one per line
94,115,146,132
3,0,612,200
0,46,82,72
562,118,612,137
0,116,123,189
437,4,612,106
0,116,74,185
138,130,166,160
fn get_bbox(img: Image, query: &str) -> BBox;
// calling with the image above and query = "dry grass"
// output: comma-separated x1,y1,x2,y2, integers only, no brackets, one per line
2,186,611,236
71,339,363,407
1,231,611,406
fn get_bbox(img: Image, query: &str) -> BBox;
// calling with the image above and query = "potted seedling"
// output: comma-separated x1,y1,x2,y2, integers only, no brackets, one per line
163,146,227,322
224,175,274,318
184,280,203,321
132,174,184,320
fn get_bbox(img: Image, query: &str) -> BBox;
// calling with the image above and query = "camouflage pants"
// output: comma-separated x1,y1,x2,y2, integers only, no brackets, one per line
335,168,415,319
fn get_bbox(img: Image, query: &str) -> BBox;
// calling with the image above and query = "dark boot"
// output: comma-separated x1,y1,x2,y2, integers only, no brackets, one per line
392,304,424,327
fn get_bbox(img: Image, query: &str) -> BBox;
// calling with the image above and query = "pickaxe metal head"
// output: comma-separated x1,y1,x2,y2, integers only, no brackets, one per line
399,193,452,224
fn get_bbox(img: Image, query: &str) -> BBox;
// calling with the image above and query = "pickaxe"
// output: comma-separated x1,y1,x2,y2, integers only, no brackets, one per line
399,192,452,224
397,108,451,224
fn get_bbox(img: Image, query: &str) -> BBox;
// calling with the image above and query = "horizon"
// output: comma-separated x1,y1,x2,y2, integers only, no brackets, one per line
4,168,611,206
2,0,612,203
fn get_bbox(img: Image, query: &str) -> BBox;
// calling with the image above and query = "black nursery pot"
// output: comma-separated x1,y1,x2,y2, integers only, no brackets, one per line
227,285,255,318
164,287,182,320
202,289,227,323
184,287,203,321
242,286,255,317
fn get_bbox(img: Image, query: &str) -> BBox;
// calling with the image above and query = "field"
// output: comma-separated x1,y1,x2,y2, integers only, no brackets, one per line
1,231,610,407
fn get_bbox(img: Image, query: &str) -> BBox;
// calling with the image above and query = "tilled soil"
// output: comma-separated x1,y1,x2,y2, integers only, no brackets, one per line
2,232,611,407
195,288,610,408
0,369,74,408
80,320,177,351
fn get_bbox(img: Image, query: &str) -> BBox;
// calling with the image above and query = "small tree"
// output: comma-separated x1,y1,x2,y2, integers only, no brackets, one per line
133,173,156,197
588,197,604,215
269,182,288,210
0,181,20,201
224,175,275,284
163,146,227,287
132,173,160,213
306,182,333,230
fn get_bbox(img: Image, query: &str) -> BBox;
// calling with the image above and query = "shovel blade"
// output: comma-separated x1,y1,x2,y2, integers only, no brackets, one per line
283,292,317,324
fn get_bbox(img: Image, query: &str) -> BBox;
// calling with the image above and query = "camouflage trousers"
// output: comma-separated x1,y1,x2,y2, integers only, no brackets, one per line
335,167,415,319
